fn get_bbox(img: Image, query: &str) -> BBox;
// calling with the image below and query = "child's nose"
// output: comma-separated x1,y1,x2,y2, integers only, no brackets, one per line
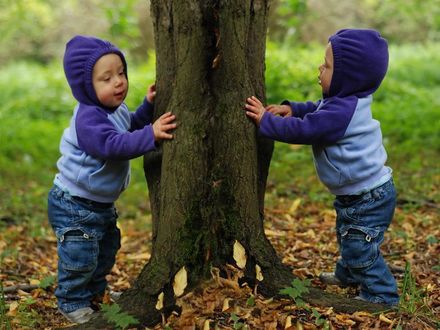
115,76,123,86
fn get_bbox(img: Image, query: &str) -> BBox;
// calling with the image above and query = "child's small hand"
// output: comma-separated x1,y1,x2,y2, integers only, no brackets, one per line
245,96,266,126
152,112,176,141
147,84,156,103
266,104,292,117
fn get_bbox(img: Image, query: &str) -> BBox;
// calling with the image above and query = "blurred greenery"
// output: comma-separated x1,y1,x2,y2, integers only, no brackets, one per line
0,0,439,233
1,0,439,65
268,0,440,45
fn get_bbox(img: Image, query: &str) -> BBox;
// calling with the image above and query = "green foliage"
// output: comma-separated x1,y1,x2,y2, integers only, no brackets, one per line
101,303,139,330
0,62,71,121
246,295,256,307
103,0,141,50
265,41,321,104
280,278,330,327
0,0,56,63
269,0,308,43
279,278,310,307
270,0,440,45
0,283,12,330
312,308,330,329
426,235,438,245
39,275,56,290
230,313,246,329
0,0,153,65
1,1,438,65
370,0,440,43
400,262,429,315
14,297,42,329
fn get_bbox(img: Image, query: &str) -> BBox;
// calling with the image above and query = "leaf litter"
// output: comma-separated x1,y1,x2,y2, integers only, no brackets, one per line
0,200,439,329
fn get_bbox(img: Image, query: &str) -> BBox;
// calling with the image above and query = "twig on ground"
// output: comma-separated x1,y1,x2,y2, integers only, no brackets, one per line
2,284,39,294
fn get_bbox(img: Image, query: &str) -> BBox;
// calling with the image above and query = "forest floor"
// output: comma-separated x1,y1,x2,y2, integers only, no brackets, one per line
1,199,439,329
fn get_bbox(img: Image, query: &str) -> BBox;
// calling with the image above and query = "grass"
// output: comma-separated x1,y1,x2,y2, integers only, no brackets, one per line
0,283,12,330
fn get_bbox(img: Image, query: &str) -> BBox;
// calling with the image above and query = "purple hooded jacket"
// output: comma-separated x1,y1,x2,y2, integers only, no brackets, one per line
259,29,392,195
54,35,156,202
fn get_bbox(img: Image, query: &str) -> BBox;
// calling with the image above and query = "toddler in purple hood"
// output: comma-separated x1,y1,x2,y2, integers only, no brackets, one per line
47,35,177,323
245,29,399,306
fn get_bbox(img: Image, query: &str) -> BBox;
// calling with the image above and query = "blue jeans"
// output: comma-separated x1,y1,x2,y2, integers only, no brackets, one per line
47,185,120,313
334,179,399,306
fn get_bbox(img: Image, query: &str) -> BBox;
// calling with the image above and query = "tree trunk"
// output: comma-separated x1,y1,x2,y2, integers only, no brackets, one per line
140,0,291,320
71,1,391,328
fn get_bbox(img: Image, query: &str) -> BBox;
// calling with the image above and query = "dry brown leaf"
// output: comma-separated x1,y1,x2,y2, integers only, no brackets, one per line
127,252,151,260
378,313,393,325
288,198,302,214
155,292,164,310
335,314,356,326
233,240,247,269
222,298,230,312
265,229,286,237
7,301,19,316
173,266,188,297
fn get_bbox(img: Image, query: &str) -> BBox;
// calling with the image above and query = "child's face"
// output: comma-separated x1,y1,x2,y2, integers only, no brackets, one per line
318,43,333,95
92,54,128,108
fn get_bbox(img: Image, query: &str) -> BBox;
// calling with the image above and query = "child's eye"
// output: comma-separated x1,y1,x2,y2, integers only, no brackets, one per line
119,71,125,76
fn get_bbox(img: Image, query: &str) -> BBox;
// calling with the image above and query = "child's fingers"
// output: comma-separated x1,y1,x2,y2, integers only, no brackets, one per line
266,104,275,110
244,103,254,110
159,112,175,123
245,104,261,114
246,96,259,106
159,132,173,140
266,106,279,114
250,96,263,106
162,123,177,131
162,116,176,124
159,111,173,118
246,96,260,106
267,105,284,114
245,111,257,120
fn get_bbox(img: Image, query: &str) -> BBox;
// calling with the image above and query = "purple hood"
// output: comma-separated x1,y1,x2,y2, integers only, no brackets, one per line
327,29,388,98
63,35,127,108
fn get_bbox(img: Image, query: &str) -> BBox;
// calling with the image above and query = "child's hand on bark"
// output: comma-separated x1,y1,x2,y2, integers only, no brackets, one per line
245,96,266,126
152,112,176,141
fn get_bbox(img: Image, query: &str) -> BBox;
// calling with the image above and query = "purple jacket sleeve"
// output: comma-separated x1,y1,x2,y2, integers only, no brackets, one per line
130,97,154,131
76,105,156,160
260,96,357,145
281,100,320,119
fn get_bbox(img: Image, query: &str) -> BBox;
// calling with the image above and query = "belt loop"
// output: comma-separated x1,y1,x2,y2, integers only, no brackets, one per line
58,188,65,199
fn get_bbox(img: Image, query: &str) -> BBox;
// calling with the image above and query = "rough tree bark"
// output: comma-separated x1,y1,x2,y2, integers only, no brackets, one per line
72,1,390,328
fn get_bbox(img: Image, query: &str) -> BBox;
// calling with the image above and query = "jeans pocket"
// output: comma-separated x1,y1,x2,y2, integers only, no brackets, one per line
338,196,374,224
57,228,98,272
339,224,380,269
